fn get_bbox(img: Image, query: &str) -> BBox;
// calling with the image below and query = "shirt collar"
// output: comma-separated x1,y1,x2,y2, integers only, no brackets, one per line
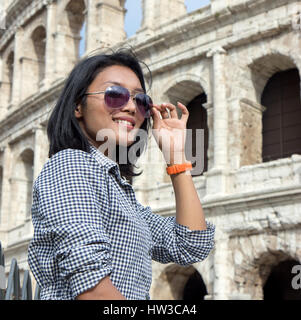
88,144,119,172
88,144,132,186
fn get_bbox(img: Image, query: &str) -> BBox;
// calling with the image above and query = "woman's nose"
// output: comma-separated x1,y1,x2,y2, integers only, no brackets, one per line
122,96,137,114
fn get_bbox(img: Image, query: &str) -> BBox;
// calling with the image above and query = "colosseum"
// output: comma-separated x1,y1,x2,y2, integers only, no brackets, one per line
0,0,301,300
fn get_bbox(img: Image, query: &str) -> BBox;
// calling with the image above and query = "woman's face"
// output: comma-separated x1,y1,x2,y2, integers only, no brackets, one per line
75,65,146,150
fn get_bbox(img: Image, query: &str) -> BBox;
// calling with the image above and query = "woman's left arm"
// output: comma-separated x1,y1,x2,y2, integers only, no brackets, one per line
169,166,207,231
151,102,207,231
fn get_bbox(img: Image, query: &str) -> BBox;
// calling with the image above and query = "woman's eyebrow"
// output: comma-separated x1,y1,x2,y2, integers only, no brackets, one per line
103,81,144,92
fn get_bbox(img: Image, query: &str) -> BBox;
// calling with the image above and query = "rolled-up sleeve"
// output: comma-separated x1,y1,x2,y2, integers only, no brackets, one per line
28,151,113,299
137,202,215,266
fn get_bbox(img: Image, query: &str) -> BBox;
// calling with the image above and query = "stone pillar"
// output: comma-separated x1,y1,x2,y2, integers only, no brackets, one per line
85,0,99,53
0,56,7,120
207,47,228,170
33,125,48,182
204,47,229,197
86,0,126,50
203,102,214,172
140,0,186,32
0,145,12,231
19,57,40,100
211,0,230,14
0,78,11,118
42,1,57,88
53,32,77,79
239,98,266,167
212,232,231,300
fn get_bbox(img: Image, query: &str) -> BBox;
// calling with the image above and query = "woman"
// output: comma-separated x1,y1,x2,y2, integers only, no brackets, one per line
28,50,215,300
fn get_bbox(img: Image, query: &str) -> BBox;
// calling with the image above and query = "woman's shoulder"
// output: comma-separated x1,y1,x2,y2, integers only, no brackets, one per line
45,148,94,170
48,148,93,166
34,148,101,188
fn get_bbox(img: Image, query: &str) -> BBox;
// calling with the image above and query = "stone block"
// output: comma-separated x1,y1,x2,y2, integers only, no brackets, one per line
253,167,269,181
269,164,292,179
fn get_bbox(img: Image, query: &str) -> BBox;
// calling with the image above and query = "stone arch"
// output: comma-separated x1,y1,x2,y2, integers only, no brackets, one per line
182,268,208,300
152,264,208,300
55,0,86,74
31,25,46,85
255,251,301,300
256,250,300,287
263,259,301,300
10,148,34,226
6,51,14,102
162,73,210,106
261,68,301,161
163,74,211,175
248,52,298,103
19,21,47,100
231,231,301,300
235,51,301,167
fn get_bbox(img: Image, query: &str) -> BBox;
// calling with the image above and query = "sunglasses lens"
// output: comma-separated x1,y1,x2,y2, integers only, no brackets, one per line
135,93,152,118
104,86,152,118
105,86,130,109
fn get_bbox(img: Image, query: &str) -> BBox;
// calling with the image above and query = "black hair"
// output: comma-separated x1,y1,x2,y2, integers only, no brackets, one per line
47,49,152,180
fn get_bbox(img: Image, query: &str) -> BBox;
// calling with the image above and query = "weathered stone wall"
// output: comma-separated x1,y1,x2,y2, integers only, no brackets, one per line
0,0,300,300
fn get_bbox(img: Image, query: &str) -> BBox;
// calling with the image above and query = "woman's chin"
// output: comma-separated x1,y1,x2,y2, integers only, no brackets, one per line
116,138,134,148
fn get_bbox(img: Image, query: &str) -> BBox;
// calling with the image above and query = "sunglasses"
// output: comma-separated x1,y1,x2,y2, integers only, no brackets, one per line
85,85,153,118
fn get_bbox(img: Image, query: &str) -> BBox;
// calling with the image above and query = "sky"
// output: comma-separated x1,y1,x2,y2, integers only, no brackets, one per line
80,0,211,56
124,0,211,37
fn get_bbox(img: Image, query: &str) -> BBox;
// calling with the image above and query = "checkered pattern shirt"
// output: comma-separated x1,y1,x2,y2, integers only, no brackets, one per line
28,144,215,300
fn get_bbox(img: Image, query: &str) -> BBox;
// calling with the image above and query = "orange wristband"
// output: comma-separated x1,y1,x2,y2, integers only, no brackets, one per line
166,162,192,175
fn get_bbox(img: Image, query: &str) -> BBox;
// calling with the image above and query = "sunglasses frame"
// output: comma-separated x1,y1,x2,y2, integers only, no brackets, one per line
84,85,152,118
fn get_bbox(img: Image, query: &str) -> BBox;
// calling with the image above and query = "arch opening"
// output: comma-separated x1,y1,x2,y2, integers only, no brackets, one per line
261,68,301,162
182,270,208,301
263,259,301,300
65,0,86,62
10,149,34,226
249,53,297,103
153,264,208,300
7,52,14,102
31,26,46,85
165,80,209,176
185,93,208,176
1,50,14,106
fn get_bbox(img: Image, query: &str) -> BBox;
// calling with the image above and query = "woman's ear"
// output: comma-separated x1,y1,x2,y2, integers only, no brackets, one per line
74,105,83,119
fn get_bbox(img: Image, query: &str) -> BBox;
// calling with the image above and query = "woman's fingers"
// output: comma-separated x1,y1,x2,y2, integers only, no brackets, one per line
160,104,169,119
152,104,163,119
151,105,163,128
152,102,189,123
176,102,189,122
156,103,178,119
163,103,178,118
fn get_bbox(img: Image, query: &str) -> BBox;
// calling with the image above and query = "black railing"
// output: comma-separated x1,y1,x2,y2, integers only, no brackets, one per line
0,241,40,300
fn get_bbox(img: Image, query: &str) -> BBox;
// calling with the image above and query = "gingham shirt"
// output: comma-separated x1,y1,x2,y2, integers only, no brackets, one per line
28,144,215,300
